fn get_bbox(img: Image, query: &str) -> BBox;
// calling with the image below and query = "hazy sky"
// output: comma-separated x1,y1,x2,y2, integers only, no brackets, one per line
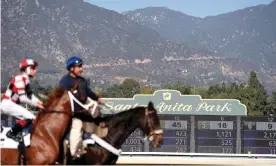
87,0,273,18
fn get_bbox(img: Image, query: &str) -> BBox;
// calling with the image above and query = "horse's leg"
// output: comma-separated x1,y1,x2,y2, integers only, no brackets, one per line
55,139,67,165
62,140,68,165
64,145,74,165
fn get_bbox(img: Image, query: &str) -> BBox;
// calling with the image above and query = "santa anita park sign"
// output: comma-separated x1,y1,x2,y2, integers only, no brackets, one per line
101,89,247,116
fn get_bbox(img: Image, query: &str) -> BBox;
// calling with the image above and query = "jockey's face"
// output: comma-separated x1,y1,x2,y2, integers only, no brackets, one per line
70,64,83,77
27,66,37,77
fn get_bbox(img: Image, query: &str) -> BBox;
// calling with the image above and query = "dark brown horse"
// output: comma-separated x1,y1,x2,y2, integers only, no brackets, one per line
67,101,163,165
1,87,75,165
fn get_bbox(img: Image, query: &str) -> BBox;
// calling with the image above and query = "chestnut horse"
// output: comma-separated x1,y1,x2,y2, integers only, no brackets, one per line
1,87,76,165
67,101,163,165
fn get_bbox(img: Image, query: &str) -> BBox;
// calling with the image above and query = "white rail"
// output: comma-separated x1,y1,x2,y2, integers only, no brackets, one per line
117,152,276,165
120,152,276,158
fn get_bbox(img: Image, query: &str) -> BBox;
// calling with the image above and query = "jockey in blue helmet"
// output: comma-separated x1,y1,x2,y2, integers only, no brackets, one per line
59,56,104,159
66,56,83,71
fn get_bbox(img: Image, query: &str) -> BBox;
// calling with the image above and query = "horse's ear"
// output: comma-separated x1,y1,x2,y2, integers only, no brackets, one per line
148,101,154,110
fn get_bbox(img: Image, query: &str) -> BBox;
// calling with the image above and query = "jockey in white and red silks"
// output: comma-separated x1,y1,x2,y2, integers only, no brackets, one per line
0,59,44,141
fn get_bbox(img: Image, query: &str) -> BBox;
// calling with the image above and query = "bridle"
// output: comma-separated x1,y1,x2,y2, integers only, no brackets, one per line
39,90,82,117
39,89,115,117
37,92,75,117
144,108,163,142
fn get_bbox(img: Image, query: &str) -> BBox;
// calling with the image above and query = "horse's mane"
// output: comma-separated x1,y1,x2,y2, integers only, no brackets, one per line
43,87,66,108
100,106,145,126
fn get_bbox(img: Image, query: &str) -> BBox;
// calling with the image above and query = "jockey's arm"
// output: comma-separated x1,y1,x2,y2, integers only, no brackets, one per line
17,81,42,107
30,94,42,104
86,82,99,102
19,94,37,107
87,85,104,105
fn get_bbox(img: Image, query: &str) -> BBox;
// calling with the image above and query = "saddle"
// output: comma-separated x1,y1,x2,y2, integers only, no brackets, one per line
82,121,108,138
77,98,109,138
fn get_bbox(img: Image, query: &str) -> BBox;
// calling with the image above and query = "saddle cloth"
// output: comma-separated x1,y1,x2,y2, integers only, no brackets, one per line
0,125,31,148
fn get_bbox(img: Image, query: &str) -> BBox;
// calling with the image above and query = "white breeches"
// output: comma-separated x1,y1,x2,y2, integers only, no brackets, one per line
0,99,36,120
69,118,83,155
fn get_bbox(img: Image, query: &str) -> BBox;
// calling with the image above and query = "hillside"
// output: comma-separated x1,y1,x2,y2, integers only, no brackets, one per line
1,0,275,91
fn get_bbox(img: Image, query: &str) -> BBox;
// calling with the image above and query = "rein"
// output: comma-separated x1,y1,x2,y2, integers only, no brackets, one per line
39,110,72,117
35,91,80,119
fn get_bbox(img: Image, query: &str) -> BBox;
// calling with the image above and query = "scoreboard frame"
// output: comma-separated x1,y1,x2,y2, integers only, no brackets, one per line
2,114,275,154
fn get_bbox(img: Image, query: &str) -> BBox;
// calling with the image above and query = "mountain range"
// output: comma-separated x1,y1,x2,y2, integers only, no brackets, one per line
1,0,275,92
123,1,276,68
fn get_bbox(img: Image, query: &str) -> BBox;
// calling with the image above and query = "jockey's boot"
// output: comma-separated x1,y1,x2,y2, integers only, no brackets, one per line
6,119,32,142
6,123,23,142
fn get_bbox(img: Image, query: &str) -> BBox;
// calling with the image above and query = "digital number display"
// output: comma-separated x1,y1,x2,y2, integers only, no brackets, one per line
121,129,144,152
241,116,276,154
150,115,190,152
195,116,236,153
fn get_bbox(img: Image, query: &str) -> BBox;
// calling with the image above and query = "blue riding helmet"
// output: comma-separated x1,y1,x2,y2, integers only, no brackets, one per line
66,56,83,70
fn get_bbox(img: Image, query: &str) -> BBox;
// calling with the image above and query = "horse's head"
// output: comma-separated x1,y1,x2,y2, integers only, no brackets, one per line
139,101,163,148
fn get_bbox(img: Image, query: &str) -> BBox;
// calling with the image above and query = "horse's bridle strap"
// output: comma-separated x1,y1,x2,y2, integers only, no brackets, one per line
41,110,72,117
149,129,163,135
144,108,163,141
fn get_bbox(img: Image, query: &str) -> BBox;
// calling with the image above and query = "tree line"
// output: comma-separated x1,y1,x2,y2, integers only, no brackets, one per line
6,71,274,116
98,71,275,116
